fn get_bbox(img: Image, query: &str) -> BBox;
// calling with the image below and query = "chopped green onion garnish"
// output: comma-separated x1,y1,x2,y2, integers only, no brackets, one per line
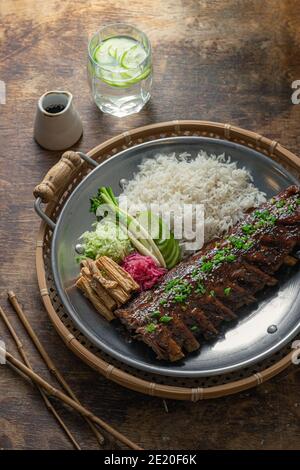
190,325,199,332
254,209,266,218
224,287,232,296
269,215,277,224
209,290,216,297
195,282,206,295
276,199,286,208
165,279,180,291
228,236,253,251
229,236,246,249
164,279,192,303
200,261,214,272
254,210,277,225
242,224,255,235
159,315,173,323
254,220,265,228
191,268,201,278
146,323,157,333
151,310,160,319
226,254,236,262
212,250,227,264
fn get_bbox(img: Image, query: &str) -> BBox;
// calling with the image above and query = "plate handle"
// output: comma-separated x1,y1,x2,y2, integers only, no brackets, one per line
34,198,56,230
33,151,83,203
33,150,98,228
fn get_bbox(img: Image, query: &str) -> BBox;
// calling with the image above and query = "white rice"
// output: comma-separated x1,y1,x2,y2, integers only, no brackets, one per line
120,151,266,251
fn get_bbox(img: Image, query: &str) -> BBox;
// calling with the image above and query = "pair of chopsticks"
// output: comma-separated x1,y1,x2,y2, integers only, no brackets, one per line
0,291,141,450
7,291,104,448
1,292,103,450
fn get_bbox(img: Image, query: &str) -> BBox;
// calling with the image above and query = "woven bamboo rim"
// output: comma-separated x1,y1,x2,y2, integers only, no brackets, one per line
35,120,300,401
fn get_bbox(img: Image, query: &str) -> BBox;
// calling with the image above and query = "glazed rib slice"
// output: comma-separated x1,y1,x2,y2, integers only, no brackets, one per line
115,186,300,361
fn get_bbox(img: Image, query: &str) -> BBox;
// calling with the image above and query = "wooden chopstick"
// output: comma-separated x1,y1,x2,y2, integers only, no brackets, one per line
7,291,105,447
0,305,81,450
0,344,142,450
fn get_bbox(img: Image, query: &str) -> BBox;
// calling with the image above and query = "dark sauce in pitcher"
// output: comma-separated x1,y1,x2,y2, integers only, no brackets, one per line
45,104,65,114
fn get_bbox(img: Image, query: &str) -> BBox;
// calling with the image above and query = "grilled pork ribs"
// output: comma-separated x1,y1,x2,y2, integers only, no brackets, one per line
115,186,300,361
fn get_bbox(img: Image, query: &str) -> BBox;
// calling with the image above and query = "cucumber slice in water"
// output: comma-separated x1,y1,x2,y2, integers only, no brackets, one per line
93,36,149,87
121,44,147,69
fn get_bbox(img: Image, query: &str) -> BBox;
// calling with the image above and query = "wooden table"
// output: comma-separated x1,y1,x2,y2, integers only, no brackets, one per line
1,0,300,450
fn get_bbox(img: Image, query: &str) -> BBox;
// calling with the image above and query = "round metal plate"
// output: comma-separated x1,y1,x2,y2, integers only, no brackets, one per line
51,137,300,377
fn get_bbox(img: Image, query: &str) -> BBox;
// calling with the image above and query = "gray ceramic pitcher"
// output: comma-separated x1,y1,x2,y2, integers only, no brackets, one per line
34,90,83,151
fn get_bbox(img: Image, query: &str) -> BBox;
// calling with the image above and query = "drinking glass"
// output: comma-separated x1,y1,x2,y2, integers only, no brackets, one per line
88,24,152,117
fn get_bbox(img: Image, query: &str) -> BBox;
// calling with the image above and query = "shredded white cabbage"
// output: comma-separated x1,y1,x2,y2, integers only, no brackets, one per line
79,220,133,262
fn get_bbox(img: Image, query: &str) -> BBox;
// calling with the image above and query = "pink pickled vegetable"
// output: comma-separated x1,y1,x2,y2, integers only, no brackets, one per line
121,253,167,291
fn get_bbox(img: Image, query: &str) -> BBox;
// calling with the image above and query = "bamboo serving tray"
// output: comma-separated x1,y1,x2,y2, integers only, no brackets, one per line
35,120,300,401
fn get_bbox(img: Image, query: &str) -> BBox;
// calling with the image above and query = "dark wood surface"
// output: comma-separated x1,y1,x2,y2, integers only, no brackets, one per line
1,0,300,450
